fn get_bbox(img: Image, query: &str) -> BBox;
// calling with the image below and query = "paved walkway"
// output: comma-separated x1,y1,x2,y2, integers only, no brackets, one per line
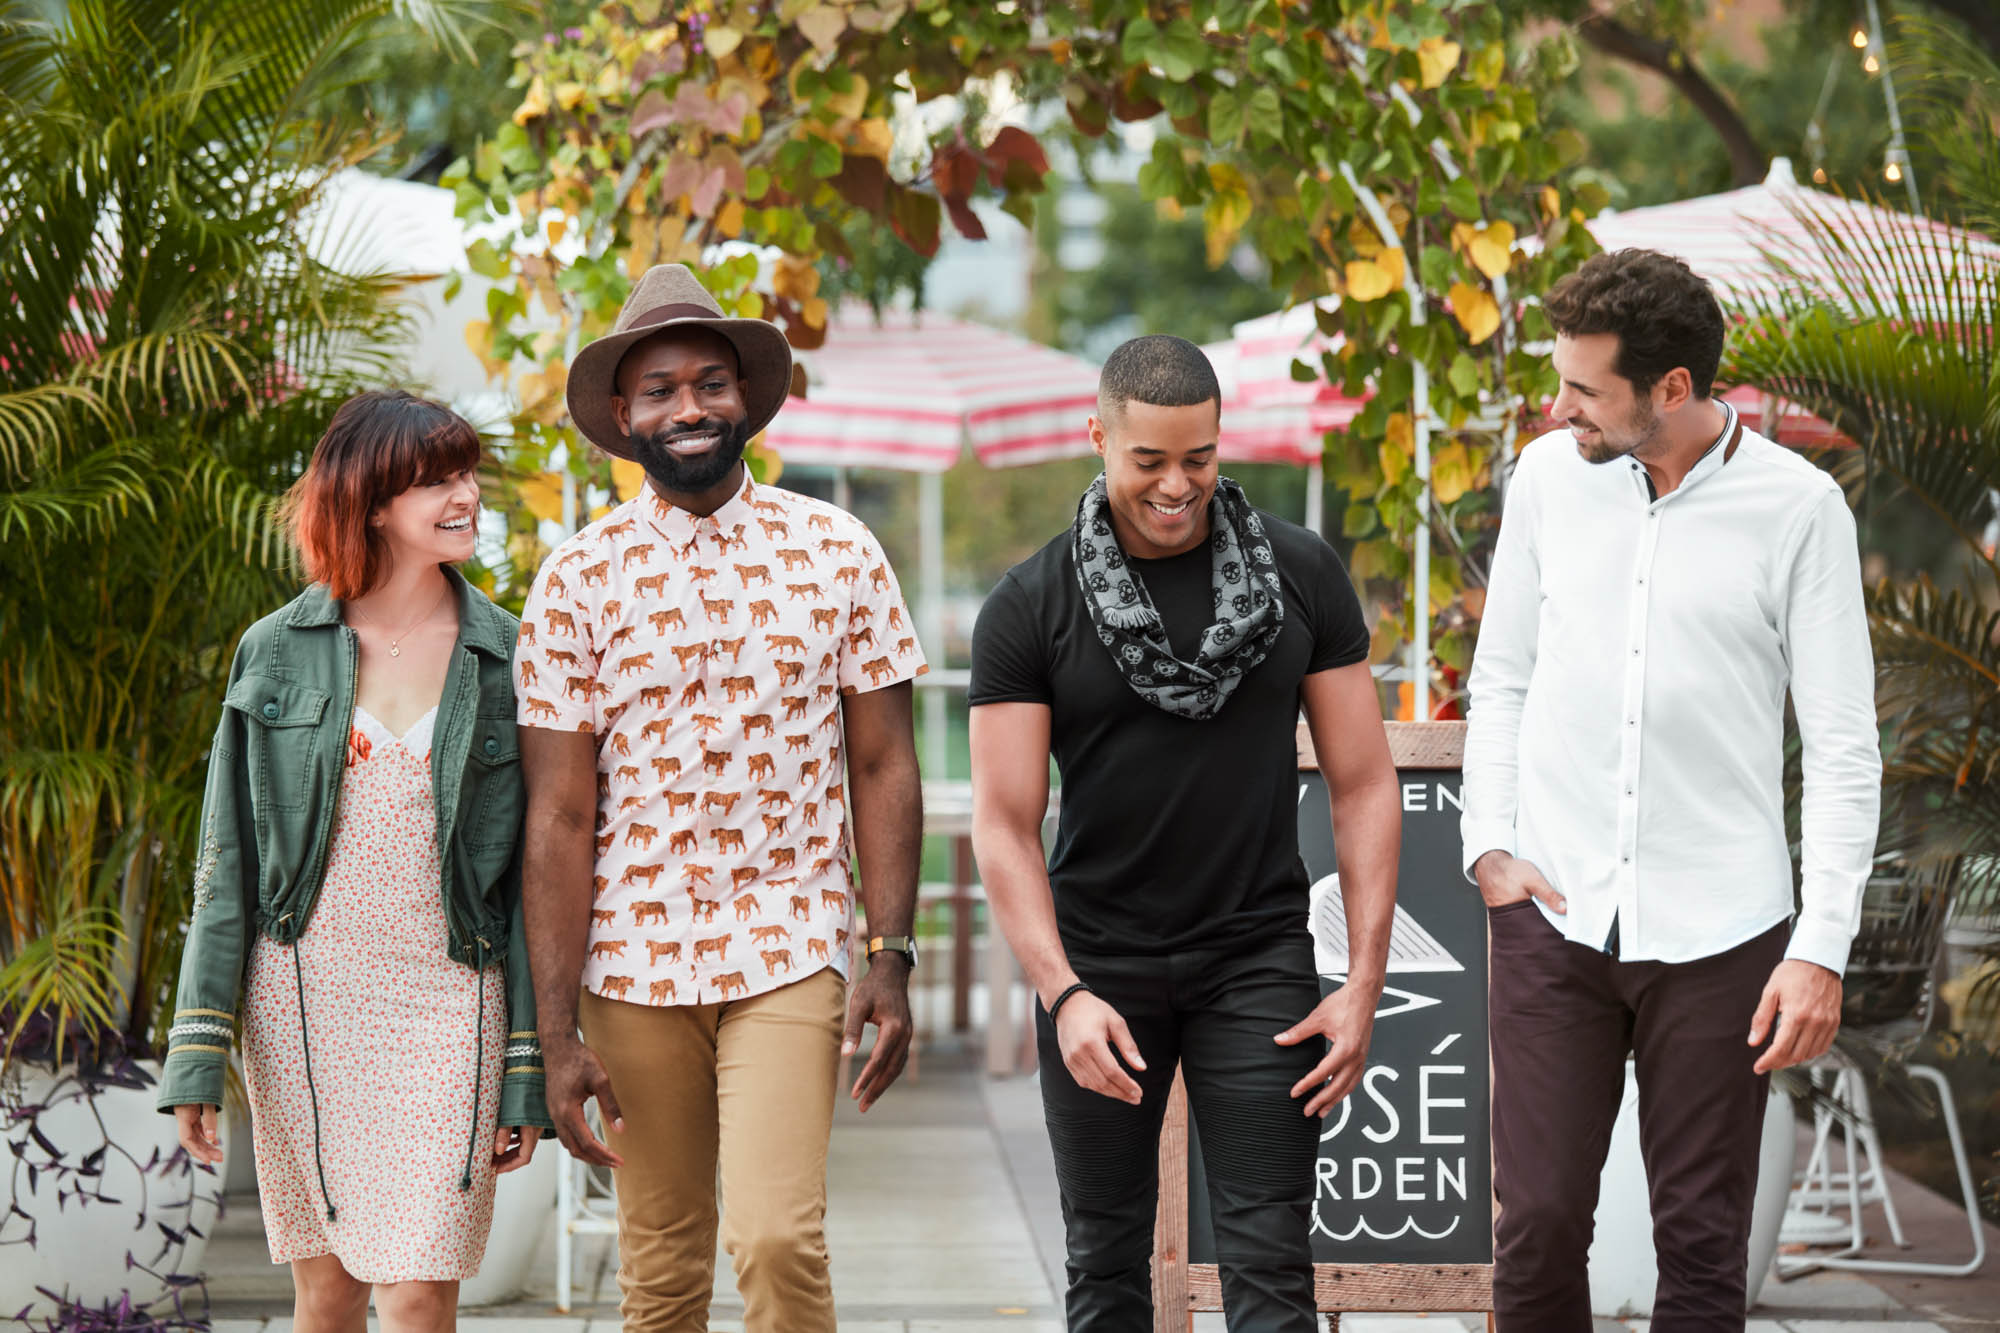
199,1038,1997,1331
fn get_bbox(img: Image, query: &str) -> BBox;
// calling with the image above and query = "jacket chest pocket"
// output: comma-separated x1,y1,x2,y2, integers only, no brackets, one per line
224,675,330,815
461,713,523,865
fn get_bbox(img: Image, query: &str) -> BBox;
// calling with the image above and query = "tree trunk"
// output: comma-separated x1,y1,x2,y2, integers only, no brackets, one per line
1576,11,1767,188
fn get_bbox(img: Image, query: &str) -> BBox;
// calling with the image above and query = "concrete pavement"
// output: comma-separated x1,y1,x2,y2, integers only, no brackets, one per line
197,1036,1992,1331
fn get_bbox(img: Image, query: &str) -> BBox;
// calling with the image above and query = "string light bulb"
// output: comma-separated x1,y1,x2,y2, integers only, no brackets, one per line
1813,166,1828,184
1852,27,1870,48
1863,52,1881,73
1885,159,1903,183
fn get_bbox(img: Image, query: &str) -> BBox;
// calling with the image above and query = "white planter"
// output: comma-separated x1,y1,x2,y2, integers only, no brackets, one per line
1588,1062,1797,1317
458,1136,559,1307
0,1060,229,1318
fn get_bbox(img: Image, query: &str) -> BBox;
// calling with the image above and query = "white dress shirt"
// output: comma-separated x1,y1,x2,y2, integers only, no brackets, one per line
1461,414,1881,975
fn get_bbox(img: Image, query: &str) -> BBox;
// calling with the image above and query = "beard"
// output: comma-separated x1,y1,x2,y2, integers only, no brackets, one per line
1573,398,1661,464
628,414,753,493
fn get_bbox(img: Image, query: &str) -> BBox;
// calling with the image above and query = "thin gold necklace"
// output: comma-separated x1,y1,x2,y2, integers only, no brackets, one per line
348,581,450,658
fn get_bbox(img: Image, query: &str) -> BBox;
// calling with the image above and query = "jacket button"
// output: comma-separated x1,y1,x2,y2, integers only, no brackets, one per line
262,701,279,719
484,737,500,756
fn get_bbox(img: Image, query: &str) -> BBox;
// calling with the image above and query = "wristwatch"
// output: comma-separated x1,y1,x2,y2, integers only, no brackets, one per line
865,934,919,968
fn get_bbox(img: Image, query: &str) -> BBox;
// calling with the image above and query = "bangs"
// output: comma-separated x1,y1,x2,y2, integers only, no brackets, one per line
287,390,483,600
383,408,482,493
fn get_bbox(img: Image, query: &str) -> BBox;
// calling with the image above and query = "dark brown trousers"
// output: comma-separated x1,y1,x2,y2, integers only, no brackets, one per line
1487,902,1787,1333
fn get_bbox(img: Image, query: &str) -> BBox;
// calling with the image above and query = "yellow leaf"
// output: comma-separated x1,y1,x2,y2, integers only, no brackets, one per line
1378,439,1409,485
1416,37,1461,89
825,73,868,120
705,24,745,58
1466,221,1515,279
848,116,893,161
1345,250,1405,302
554,81,586,111
1203,188,1252,267
546,217,567,247
513,76,549,126
611,458,647,501
642,23,681,53
516,472,567,524
463,319,507,383
796,5,847,55
594,62,623,99
1348,216,1384,259
1448,282,1501,343
773,253,821,302
1155,196,1184,221
1540,186,1561,221
1430,441,1471,504
715,197,746,238
588,504,611,522
627,215,658,278
801,296,828,329
745,433,784,485
1384,411,1413,456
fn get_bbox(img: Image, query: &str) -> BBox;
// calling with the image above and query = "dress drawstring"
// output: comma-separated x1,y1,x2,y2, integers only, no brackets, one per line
288,926,337,1222
458,943,489,1193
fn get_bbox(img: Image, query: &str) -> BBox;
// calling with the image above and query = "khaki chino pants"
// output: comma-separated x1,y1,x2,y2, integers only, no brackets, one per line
579,967,847,1333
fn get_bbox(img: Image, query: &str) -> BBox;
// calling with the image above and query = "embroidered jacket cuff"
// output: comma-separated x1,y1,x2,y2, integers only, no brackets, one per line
499,1032,554,1130
1784,915,1854,978
1459,820,1517,883
156,1047,228,1113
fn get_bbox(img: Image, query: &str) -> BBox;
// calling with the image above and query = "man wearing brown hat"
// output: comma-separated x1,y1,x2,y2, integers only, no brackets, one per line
516,263,927,1331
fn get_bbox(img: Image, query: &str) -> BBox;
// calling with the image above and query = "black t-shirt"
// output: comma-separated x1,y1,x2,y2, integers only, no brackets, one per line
969,509,1370,956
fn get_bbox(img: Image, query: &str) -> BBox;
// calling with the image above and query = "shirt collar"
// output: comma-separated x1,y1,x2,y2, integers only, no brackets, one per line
285,565,513,658
1629,399,1739,504
643,473,761,555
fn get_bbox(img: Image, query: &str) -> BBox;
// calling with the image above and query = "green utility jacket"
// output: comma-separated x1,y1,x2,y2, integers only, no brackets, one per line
157,568,550,1132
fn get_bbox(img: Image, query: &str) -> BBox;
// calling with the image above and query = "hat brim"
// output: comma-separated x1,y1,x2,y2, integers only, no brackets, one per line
566,316,794,461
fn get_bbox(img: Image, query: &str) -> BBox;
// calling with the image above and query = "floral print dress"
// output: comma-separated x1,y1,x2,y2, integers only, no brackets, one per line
241,705,507,1282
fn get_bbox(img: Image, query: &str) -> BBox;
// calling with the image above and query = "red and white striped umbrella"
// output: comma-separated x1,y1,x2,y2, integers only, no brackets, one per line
1201,339,1322,464
762,309,1100,472
1229,303,1367,431
1584,158,2000,304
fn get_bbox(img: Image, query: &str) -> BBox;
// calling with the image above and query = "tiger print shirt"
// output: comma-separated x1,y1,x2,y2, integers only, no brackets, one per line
517,475,925,1006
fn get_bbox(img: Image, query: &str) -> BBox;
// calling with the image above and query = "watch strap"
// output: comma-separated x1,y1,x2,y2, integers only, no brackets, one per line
866,934,917,963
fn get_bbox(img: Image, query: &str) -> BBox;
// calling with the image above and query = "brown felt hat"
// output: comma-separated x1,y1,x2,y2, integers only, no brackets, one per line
565,263,793,460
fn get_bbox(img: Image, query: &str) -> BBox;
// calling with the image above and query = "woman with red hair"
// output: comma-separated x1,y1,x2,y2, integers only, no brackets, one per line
158,390,550,1333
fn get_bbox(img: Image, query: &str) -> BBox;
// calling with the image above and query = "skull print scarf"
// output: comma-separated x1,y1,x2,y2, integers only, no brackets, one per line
1070,473,1285,721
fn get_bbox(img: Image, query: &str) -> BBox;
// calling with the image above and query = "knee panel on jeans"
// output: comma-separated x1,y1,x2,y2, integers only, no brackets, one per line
1195,1091,1318,1202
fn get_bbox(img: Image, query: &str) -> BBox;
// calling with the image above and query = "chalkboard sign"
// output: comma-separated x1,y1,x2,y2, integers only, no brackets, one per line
1155,721,1494,1324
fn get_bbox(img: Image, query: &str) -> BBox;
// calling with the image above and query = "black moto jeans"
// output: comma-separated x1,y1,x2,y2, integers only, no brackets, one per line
1037,931,1324,1332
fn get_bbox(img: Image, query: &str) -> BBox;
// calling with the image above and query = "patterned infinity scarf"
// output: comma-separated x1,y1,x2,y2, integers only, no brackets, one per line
1071,473,1285,720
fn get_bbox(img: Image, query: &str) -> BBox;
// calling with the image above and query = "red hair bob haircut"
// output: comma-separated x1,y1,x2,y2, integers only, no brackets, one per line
287,390,482,600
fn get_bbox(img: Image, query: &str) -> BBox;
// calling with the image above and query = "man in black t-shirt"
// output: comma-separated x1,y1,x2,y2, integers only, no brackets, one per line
968,335,1400,1331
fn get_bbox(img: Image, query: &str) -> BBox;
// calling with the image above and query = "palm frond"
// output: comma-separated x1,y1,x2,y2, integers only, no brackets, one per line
0,382,105,477
0,441,155,541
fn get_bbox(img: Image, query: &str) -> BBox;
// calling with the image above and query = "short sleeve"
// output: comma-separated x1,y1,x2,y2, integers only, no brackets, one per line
515,543,603,732
968,571,1051,706
836,520,927,696
1304,537,1370,674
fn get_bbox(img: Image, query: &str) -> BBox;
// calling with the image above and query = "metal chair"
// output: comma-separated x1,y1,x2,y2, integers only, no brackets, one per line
1776,856,1988,1278
554,1102,621,1312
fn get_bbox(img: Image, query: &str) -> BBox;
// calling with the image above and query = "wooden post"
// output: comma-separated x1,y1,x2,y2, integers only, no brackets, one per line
952,833,975,1031
1152,1070,1193,1333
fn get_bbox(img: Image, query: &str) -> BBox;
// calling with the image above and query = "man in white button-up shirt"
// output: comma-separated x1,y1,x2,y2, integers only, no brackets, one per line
1462,249,1881,1331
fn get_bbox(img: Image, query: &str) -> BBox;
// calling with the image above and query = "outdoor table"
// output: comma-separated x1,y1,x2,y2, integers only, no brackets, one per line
915,779,1057,1075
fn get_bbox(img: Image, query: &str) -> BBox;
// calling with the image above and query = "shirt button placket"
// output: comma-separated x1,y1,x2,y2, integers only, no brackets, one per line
1619,501,1663,950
